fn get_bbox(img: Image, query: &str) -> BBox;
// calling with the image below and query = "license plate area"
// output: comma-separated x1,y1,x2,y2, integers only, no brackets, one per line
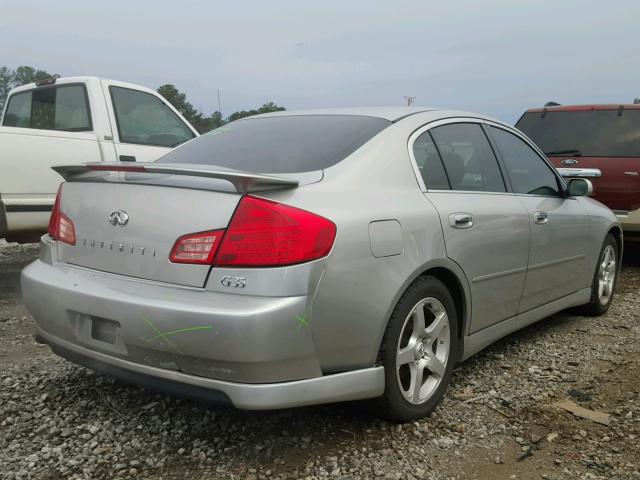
91,317,119,344
69,312,127,355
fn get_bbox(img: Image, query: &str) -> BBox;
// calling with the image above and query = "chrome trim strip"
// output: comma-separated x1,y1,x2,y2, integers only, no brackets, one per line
527,254,586,272
557,168,602,178
37,327,386,410
472,266,527,283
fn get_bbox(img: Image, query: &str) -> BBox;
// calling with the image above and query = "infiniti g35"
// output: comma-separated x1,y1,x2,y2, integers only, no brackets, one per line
22,107,621,421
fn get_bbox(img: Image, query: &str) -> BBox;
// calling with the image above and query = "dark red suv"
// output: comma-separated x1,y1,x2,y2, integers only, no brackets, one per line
516,103,640,237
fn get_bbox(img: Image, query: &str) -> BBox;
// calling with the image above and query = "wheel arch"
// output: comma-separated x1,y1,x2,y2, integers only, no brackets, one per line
608,225,623,263
0,195,7,240
376,259,471,365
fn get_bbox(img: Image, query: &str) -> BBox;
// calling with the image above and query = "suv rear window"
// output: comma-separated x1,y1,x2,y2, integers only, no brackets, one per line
516,109,640,158
157,115,391,173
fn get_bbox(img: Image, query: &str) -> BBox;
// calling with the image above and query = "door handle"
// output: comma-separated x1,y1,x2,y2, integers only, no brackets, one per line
449,213,473,229
119,155,136,162
534,211,549,224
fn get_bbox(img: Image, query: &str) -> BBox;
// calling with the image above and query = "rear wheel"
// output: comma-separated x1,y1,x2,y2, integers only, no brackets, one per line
376,276,458,422
580,234,618,316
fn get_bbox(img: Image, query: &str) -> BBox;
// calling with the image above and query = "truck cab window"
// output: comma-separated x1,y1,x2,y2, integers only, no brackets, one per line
110,87,195,148
2,85,91,132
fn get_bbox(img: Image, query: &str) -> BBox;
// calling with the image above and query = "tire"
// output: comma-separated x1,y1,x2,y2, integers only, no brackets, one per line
375,275,459,423
580,234,619,316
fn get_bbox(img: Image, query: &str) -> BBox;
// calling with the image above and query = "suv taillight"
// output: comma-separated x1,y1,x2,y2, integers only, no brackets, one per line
48,184,76,245
168,196,336,267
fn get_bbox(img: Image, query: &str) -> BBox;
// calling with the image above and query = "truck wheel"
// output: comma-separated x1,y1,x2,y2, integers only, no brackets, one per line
375,276,458,423
580,234,619,316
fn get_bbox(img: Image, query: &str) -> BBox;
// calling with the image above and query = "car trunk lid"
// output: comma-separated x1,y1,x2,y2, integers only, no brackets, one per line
57,181,242,287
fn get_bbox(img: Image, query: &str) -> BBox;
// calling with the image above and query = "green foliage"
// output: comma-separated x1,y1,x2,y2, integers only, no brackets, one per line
0,67,12,113
227,102,287,123
12,66,58,87
0,65,59,113
157,84,285,133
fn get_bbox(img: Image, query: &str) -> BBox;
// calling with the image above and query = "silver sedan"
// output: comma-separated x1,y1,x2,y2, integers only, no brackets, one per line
22,107,621,422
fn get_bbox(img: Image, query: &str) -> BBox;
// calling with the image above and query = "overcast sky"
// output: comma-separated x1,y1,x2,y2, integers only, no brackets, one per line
1,0,638,123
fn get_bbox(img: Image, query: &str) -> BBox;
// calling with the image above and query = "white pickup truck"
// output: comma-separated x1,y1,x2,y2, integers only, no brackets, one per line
0,76,198,242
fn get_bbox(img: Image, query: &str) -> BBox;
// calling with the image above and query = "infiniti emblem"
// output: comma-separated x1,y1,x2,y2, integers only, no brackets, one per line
108,210,129,227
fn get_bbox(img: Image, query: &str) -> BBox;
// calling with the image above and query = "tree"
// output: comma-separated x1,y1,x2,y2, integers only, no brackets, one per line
157,83,216,133
12,66,58,87
258,102,286,114
157,83,285,133
226,102,286,123
0,65,59,113
209,111,225,129
0,67,13,112
157,84,199,120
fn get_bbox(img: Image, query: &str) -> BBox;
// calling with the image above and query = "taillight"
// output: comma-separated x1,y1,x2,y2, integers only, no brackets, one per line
48,184,76,245
215,196,336,267
169,229,224,264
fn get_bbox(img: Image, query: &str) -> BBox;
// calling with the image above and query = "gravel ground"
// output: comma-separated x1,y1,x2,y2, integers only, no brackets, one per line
1,239,639,480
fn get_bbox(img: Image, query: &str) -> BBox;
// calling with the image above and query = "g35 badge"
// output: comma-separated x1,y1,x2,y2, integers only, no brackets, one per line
220,276,247,288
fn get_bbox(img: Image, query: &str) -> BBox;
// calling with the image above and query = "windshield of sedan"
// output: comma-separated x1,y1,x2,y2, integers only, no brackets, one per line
516,109,640,158
157,114,392,173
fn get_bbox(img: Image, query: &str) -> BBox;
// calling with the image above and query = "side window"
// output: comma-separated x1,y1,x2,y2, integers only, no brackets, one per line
54,86,91,131
412,131,450,190
1,85,91,131
2,91,32,127
430,123,506,192
490,127,560,196
110,87,195,147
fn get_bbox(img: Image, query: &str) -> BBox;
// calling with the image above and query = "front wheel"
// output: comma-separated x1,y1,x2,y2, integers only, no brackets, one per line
375,276,458,423
580,234,619,316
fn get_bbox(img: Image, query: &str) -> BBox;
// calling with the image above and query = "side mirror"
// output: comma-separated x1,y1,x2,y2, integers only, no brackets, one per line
567,178,593,197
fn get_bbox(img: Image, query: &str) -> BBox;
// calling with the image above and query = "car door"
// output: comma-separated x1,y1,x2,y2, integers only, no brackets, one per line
100,80,197,163
411,120,530,334
488,125,591,312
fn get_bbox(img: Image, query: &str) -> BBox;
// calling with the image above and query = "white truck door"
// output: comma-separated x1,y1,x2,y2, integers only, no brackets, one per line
100,79,198,163
0,82,102,236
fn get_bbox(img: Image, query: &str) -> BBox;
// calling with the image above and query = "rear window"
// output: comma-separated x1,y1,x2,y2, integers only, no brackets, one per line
156,115,391,173
2,84,91,132
516,109,640,158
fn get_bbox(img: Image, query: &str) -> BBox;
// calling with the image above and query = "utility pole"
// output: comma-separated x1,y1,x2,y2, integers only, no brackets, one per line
217,89,222,113
404,96,416,106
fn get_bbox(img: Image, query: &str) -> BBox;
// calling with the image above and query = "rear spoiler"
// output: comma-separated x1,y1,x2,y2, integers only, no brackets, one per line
52,163,299,193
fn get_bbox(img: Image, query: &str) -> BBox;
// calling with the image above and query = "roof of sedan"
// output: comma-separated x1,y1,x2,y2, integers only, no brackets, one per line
251,107,438,122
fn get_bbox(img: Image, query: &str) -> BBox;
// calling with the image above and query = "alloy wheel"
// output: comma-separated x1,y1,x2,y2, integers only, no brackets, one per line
396,297,451,405
598,244,616,305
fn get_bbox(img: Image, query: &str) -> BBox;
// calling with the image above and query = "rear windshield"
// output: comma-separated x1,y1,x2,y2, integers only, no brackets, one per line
157,115,391,173
516,110,640,158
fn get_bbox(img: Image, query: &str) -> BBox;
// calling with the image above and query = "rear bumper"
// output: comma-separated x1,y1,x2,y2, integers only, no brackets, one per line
34,327,384,409
22,236,334,385
21,238,386,408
